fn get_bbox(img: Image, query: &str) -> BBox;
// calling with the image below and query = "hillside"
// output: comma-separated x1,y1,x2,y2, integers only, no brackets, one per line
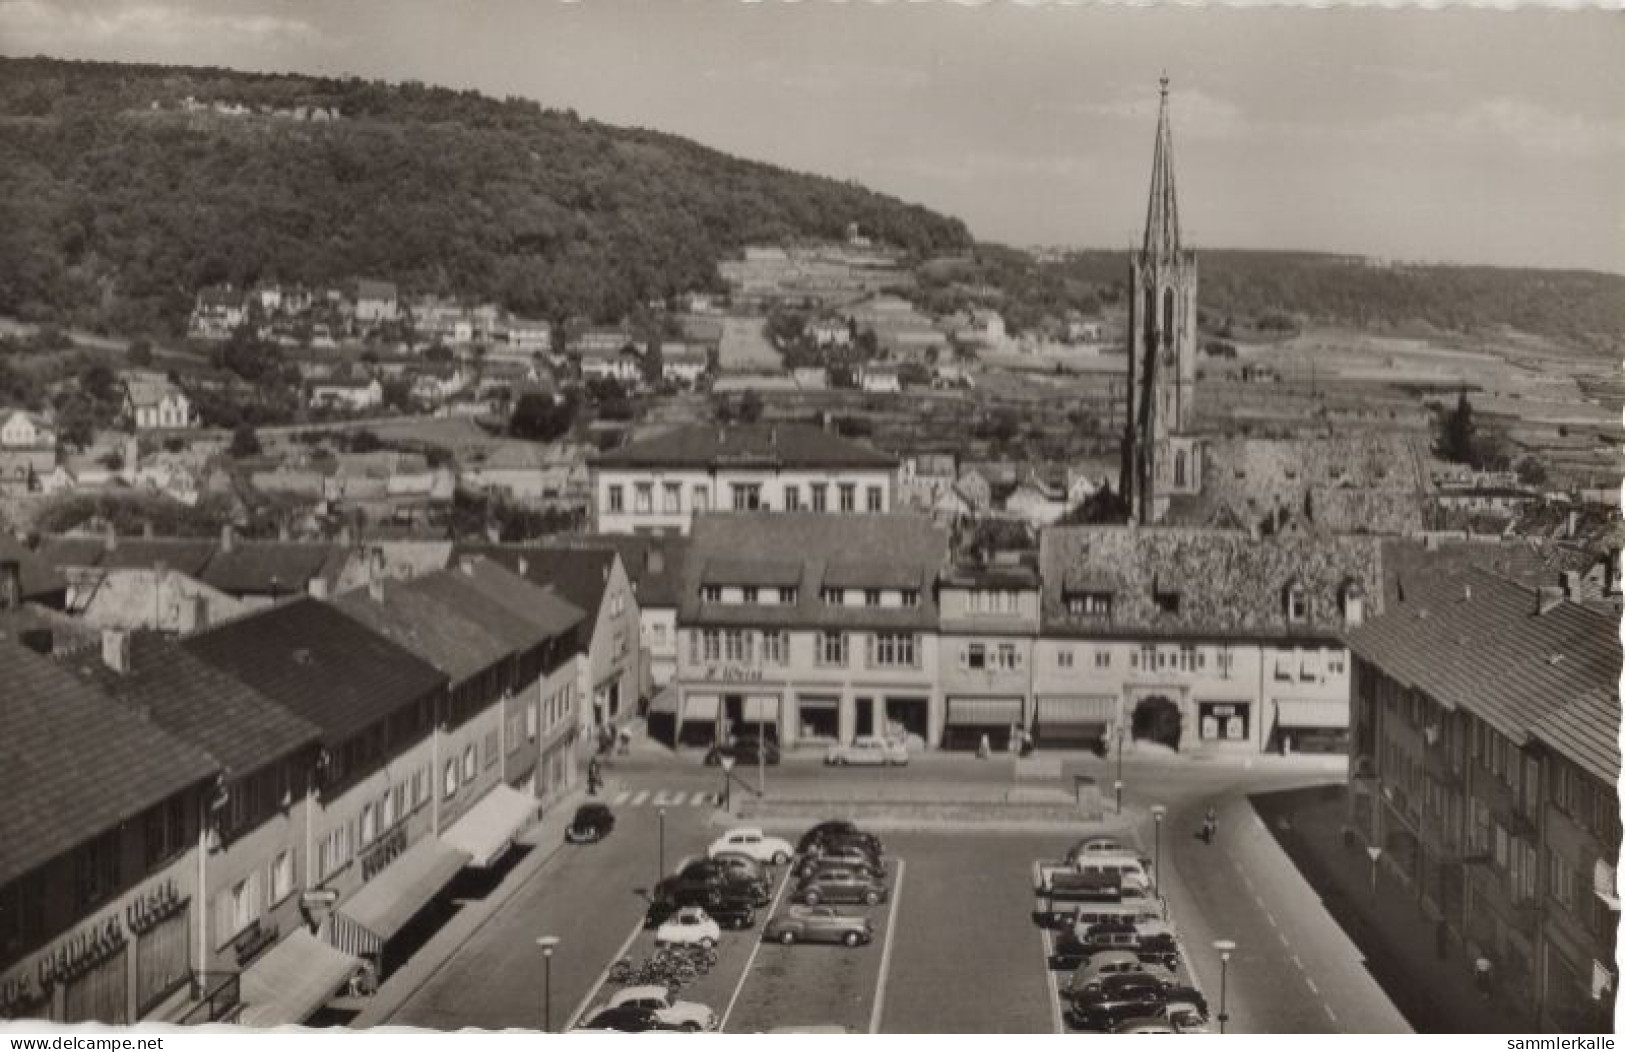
0,57,971,335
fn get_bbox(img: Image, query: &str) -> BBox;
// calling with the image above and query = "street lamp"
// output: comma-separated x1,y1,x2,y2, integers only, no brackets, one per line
719,754,736,814
657,807,666,884
1212,938,1235,1034
1150,804,1167,901
1115,723,1127,814
536,935,560,1032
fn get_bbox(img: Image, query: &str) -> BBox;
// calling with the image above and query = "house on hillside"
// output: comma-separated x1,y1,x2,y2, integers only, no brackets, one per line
191,284,246,338
309,376,384,412
858,363,902,394
353,279,398,323
660,343,710,387
579,344,643,386
122,374,194,431
1,409,57,449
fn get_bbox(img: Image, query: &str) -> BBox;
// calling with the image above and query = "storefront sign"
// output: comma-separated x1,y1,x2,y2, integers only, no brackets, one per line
360,826,407,881
126,879,186,935
704,665,764,683
37,916,126,988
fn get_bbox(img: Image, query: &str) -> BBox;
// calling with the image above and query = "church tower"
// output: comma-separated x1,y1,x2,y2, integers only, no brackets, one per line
1120,76,1200,524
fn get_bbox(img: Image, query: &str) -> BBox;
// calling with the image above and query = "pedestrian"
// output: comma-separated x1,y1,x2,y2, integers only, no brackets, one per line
1474,956,1493,998
977,733,991,760
1202,807,1218,845
617,726,632,756
587,757,602,796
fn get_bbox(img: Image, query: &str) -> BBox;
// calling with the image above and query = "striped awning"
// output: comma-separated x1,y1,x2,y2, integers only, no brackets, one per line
441,785,537,868
1035,696,1117,724
946,696,1023,726
238,930,357,1028
1275,699,1348,730
328,838,470,955
743,696,779,722
683,694,720,720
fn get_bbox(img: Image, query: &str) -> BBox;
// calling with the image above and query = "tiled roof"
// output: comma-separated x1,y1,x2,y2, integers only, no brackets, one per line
0,637,216,885
701,559,804,589
183,597,446,747
420,559,586,646
1346,564,1619,744
591,423,897,470
1380,537,1604,609
34,535,108,571
101,538,218,577
455,545,617,621
542,535,689,609
822,559,926,591
62,633,320,778
1530,688,1620,787
0,533,68,600
202,542,352,597
1039,526,1382,640
355,279,397,301
332,577,510,685
682,513,947,631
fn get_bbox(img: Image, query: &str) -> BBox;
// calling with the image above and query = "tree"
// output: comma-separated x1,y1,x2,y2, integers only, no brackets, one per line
230,424,262,459
642,339,664,387
1062,485,1130,525
1434,390,1477,465
126,339,154,368
510,391,576,441
1515,456,1549,488
424,343,454,363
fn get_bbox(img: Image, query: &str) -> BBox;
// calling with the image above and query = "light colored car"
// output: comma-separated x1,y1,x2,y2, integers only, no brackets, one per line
604,986,716,1032
1113,1017,1176,1034
654,906,720,948
1165,1002,1212,1033
762,904,874,946
1068,950,1176,997
1067,836,1135,860
824,736,908,767
708,827,795,866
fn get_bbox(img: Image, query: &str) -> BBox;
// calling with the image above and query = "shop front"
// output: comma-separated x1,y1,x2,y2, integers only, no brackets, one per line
942,696,1024,751
1033,695,1117,748
1196,699,1251,746
723,694,781,743
676,693,720,746
793,695,840,746
883,696,930,747
1270,698,1349,754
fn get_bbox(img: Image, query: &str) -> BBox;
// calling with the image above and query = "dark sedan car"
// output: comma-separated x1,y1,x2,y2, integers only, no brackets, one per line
565,803,615,843
705,736,781,766
797,821,883,858
797,842,885,879
1067,990,1168,1032
795,866,887,907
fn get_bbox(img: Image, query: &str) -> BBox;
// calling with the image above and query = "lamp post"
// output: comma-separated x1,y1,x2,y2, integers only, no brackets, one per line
536,935,560,1032
1115,722,1126,814
719,754,735,814
1150,804,1167,901
657,807,666,883
1213,938,1236,1034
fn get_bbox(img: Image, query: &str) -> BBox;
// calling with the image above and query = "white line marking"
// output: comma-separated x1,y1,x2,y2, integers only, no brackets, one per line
718,858,794,1032
564,913,645,1032
611,790,631,806
651,790,676,807
867,857,906,1035
630,789,650,806
1041,926,1065,1034
693,791,712,807
1264,911,1278,929
1292,954,1305,971
1304,977,1320,995
1324,1004,1339,1026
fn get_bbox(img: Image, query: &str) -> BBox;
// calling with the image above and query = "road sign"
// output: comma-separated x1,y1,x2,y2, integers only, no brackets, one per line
1366,846,1383,863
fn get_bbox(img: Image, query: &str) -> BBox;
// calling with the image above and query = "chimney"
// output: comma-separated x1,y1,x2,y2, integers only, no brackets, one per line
1343,582,1366,628
1560,570,1582,601
220,523,234,553
101,629,131,674
368,575,385,603
517,555,529,577
1567,509,1579,540
176,593,204,635
0,559,20,610
1536,585,1564,616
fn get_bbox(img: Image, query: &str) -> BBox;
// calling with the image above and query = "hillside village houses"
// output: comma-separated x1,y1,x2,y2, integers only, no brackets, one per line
122,373,194,432
308,376,385,412
1,410,57,450
590,422,901,536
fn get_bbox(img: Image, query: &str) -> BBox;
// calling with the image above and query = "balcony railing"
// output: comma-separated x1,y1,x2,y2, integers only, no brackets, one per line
176,971,241,1024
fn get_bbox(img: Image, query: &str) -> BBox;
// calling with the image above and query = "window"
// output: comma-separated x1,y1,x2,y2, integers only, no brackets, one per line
723,629,752,663
1138,644,1158,672
1177,645,1197,673
784,486,802,511
444,759,459,799
701,584,722,603
144,796,188,867
872,633,917,668
462,745,476,782
818,631,847,666
839,484,856,512
866,486,883,513
1328,650,1346,676
526,701,538,741
811,484,828,512
741,587,759,604
820,587,843,605
1287,584,1309,622
226,872,261,940
1551,851,1576,911
732,484,762,510
271,851,296,905
412,767,428,809
485,729,499,768
995,643,1021,671
1058,649,1075,669
318,824,351,880
762,630,788,665
693,485,711,513
662,482,681,513
779,587,798,605
1154,591,1182,615
698,629,720,662
74,829,122,910
1094,648,1111,669
388,784,404,826
360,803,377,846
634,483,653,514
864,588,882,608
607,485,624,513
1067,592,1112,617
1300,649,1321,682
900,589,919,608
966,643,987,670
1216,647,1234,679
1273,652,1293,681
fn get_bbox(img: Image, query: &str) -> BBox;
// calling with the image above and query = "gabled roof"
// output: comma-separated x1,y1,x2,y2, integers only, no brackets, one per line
1346,564,1619,744
591,423,896,471
355,278,397,302
1530,688,1620,788
62,633,320,779
682,513,946,631
101,538,218,577
0,533,68,600
403,559,585,653
701,558,804,589
333,577,511,685
183,597,446,747
0,637,216,885
543,534,690,609
1039,526,1381,640
34,534,109,571
202,542,353,597
1380,537,1603,609
455,545,619,621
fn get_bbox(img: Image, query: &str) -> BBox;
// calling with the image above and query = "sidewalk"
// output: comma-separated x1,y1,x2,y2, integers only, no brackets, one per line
352,785,589,1028
1253,787,1532,1034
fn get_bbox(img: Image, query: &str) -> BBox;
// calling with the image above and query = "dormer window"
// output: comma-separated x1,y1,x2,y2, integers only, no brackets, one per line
1340,579,1366,627
900,589,919,608
820,587,843,606
1066,592,1113,617
741,587,759,604
779,587,799,605
701,585,722,603
864,589,882,608
1154,590,1181,615
1286,582,1310,623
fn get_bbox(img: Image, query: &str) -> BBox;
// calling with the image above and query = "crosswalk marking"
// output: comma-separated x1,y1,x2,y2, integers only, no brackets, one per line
630,789,650,806
609,788,718,807
611,790,631,806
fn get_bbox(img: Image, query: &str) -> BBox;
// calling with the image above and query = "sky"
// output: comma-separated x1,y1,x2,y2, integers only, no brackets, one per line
3,0,1623,273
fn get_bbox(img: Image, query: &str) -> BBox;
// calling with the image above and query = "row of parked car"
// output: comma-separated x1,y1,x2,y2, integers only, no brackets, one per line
573,819,891,1032
1037,834,1212,1034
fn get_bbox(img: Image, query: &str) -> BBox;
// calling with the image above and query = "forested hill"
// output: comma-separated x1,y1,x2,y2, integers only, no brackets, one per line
0,56,972,334
1057,249,1625,347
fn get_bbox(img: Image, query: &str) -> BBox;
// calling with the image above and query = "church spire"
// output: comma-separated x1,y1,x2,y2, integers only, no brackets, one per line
1142,74,1182,260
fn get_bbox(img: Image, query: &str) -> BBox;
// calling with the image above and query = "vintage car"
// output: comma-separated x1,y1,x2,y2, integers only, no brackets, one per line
823,736,909,766
794,866,888,907
601,986,716,1032
761,905,875,947
564,802,615,843
708,827,795,866
653,906,721,948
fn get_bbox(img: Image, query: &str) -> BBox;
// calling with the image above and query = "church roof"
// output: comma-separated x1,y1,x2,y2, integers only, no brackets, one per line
1142,76,1182,260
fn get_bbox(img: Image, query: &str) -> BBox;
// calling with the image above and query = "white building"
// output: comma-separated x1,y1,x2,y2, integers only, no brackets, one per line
0,410,56,449
309,378,385,411
122,376,194,431
590,423,900,536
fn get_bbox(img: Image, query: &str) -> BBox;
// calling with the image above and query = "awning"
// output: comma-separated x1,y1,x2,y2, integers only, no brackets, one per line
1275,699,1348,730
946,697,1023,726
647,685,679,716
1035,696,1117,724
683,694,720,721
743,696,779,722
797,695,838,709
237,930,357,1028
441,785,537,868
328,838,470,955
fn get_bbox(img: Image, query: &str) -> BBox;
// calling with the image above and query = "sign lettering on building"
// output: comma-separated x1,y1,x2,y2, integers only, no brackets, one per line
705,665,764,683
